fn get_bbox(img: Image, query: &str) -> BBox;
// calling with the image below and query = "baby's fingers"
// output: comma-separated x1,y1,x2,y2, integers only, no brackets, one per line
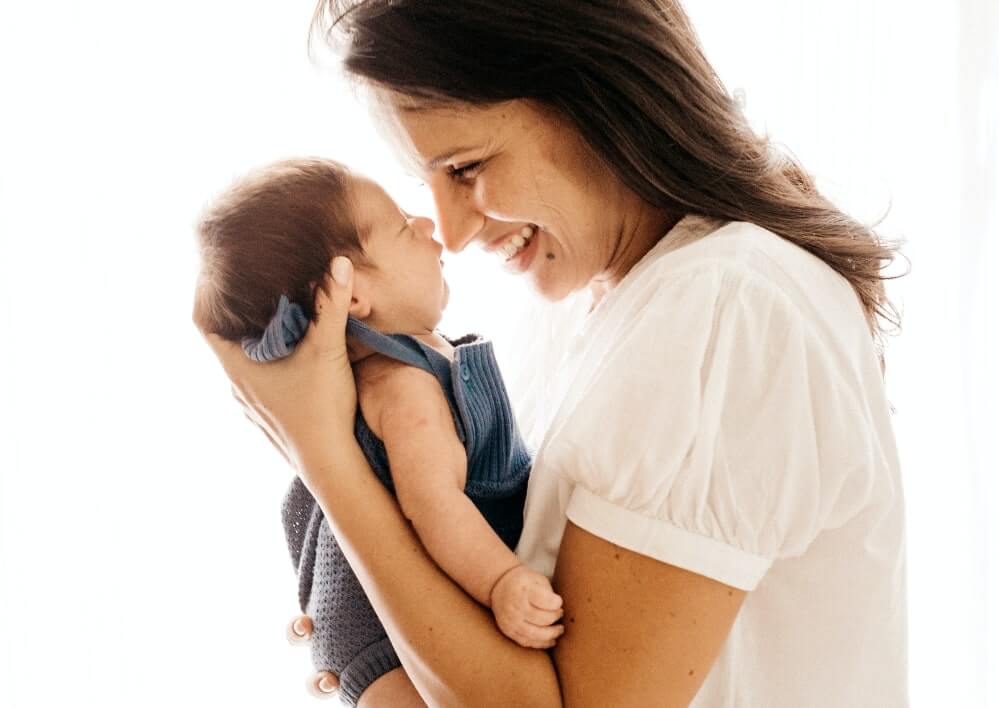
516,621,566,650
522,604,564,627
529,586,563,612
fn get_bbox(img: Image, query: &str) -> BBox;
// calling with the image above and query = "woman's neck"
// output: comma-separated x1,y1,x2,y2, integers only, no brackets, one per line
592,205,684,303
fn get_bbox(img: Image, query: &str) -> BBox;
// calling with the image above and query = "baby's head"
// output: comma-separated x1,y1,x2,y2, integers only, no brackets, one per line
193,158,448,351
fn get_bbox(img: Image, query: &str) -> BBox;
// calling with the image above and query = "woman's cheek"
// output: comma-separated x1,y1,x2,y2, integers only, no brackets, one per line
478,172,528,223
474,176,500,217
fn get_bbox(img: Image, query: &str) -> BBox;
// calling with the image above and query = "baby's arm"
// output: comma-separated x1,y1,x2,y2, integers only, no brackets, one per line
358,358,563,649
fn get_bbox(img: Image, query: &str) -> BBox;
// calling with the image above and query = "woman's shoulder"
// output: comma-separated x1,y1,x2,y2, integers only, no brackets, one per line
636,217,837,295
574,216,884,414
614,216,866,342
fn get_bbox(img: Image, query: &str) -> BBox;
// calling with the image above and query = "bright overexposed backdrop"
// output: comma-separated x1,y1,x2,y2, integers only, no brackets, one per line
0,1,995,706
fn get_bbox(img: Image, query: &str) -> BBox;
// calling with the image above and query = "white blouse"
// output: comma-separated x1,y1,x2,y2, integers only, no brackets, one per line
515,215,907,707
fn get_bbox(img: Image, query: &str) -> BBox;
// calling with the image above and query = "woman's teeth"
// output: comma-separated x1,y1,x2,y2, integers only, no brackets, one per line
498,225,537,261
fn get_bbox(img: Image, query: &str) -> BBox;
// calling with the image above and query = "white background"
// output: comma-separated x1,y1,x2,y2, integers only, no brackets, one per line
1,1,996,706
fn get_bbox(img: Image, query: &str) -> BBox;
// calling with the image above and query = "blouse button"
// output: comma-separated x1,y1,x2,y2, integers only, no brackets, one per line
460,365,471,381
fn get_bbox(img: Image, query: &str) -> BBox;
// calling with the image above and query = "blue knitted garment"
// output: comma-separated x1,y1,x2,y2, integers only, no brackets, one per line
246,296,532,705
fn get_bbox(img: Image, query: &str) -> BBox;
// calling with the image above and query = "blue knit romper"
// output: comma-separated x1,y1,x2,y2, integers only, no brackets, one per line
260,304,532,706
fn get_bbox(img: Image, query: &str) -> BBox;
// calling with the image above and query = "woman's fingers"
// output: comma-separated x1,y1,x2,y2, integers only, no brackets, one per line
308,671,340,699
246,412,291,464
286,614,314,645
198,257,362,493
287,618,340,699
318,257,354,318
203,331,250,384
307,258,354,350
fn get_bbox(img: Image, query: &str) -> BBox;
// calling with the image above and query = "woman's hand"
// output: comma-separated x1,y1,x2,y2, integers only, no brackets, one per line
286,615,342,699
200,257,357,485
287,615,427,706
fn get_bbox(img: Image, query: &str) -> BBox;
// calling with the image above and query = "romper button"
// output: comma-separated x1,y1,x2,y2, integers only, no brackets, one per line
460,365,471,381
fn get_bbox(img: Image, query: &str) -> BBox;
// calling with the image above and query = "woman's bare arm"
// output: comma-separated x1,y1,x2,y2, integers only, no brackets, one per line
552,523,747,707
300,439,561,708
301,438,746,707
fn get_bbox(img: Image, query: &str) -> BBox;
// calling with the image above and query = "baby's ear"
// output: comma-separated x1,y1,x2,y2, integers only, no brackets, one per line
348,294,372,319
346,273,372,319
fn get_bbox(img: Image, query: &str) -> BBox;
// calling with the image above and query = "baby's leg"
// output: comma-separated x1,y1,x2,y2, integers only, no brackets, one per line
357,667,426,708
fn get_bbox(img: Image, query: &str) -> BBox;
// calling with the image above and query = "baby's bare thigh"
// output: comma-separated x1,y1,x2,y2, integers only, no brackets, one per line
357,667,426,708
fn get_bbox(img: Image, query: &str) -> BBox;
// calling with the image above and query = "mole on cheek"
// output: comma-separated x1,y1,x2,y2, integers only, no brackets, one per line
546,253,556,261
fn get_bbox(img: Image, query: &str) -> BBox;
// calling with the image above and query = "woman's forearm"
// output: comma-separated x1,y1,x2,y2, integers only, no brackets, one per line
301,439,563,708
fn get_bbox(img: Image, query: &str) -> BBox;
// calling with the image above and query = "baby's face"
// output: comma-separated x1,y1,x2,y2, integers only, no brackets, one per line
347,176,449,334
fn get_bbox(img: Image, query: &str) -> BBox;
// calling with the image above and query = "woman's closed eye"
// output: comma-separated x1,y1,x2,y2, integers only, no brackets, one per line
446,160,484,183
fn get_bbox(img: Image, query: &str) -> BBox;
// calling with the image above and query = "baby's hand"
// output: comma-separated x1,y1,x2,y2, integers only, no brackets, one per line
489,564,565,649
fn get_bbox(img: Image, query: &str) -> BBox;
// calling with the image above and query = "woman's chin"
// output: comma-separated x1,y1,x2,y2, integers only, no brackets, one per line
528,273,574,303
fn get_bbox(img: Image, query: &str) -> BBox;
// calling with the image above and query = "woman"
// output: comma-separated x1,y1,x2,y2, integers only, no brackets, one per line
204,1,907,705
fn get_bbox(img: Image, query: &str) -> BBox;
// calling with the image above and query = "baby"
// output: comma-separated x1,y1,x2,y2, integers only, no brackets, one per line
193,158,563,705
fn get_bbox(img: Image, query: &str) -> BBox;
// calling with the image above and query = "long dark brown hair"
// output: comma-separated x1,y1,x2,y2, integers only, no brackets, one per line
311,0,903,352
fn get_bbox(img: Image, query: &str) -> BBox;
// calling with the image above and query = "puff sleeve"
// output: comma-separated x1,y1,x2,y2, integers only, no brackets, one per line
548,262,873,591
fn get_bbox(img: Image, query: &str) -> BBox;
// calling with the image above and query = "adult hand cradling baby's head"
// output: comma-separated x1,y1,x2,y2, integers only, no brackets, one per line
200,258,357,477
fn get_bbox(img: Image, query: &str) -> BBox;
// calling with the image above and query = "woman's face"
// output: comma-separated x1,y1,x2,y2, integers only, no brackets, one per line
375,95,670,301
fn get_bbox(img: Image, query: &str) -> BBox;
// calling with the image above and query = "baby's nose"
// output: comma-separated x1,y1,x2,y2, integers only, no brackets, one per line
414,216,436,236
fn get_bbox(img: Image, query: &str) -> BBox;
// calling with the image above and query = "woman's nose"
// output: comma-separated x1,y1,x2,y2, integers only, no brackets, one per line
429,180,483,253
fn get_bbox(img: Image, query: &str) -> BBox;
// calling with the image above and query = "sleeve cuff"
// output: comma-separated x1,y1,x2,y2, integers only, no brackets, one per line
565,486,772,591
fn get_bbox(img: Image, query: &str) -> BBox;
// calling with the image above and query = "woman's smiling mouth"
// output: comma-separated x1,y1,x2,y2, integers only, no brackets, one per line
487,224,538,262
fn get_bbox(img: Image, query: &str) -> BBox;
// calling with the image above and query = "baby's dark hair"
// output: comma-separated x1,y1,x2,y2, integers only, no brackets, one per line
193,157,367,341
